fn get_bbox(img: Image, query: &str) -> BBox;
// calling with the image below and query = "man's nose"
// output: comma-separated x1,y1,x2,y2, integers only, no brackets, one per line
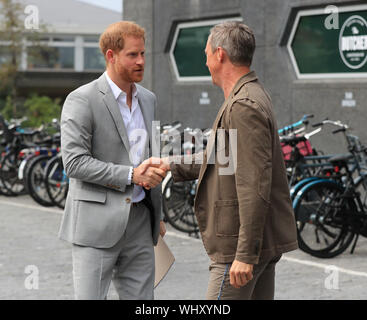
137,54,145,65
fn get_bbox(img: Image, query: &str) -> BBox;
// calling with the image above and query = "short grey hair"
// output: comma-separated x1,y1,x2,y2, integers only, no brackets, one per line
209,21,256,66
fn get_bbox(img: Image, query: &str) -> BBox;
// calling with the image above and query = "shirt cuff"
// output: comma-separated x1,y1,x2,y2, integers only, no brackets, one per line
128,166,134,185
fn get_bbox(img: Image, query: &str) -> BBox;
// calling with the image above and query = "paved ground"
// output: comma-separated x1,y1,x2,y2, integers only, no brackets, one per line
0,195,366,300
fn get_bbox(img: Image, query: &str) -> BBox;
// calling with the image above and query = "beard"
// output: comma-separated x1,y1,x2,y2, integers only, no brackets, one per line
117,65,144,83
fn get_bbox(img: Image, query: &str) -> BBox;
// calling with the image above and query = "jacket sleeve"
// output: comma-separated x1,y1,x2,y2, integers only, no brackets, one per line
229,99,273,265
169,152,203,182
61,91,131,192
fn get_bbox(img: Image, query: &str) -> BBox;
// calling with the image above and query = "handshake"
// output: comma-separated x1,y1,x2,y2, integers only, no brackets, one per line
132,157,171,189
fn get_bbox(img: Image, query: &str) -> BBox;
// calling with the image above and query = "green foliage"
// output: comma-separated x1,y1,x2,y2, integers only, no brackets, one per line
23,94,61,128
1,95,26,119
2,95,16,119
0,0,49,115
0,94,60,129
0,96,6,111
0,94,61,128
0,0,24,97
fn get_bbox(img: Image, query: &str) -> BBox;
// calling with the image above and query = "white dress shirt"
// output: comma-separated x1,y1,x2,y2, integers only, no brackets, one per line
105,72,147,203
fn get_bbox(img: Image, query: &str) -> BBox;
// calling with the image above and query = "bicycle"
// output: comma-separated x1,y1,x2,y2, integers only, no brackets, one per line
277,114,333,187
162,115,319,235
0,115,42,196
44,152,68,209
292,120,367,258
161,124,210,235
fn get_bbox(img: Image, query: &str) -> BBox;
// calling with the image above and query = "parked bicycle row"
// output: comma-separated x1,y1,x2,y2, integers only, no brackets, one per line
279,115,367,259
163,114,367,260
0,115,67,209
2,112,366,260
0,115,206,221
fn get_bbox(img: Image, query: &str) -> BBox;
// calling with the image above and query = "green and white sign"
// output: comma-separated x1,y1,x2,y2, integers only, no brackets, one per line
288,5,367,79
339,15,367,69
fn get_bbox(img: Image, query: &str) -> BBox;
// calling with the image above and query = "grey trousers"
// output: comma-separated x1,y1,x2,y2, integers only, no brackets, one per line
71,202,155,300
206,254,282,300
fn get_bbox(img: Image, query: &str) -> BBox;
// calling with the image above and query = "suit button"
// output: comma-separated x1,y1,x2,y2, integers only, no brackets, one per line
125,198,131,204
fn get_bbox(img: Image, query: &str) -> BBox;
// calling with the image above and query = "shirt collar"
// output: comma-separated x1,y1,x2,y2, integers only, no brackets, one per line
104,71,138,101
232,71,258,96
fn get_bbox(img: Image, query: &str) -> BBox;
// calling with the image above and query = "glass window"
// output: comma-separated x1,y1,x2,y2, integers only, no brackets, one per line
27,46,74,69
0,46,22,66
39,37,51,42
84,47,105,70
0,47,12,65
83,36,100,43
52,36,75,42
173,26,211,78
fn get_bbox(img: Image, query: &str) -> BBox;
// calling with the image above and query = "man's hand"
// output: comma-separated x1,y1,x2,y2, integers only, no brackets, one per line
229,260,253,288
133,161,167,188
137,157,170,189
141,157,170,173
160,220,166,238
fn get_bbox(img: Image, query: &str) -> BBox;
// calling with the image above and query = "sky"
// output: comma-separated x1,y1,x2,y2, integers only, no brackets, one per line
76,0,122,12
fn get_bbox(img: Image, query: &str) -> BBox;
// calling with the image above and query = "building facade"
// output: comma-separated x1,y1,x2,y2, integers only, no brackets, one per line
124,0,367,154
0,0,121,98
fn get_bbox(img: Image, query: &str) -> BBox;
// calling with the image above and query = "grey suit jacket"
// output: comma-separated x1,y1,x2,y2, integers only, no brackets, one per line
58,73,162,248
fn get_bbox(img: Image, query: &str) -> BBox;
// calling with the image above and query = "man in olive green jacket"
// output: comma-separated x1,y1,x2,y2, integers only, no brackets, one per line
143,21,298,300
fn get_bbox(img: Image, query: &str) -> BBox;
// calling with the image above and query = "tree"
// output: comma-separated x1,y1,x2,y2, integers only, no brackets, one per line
0,0,47,118
23,94,61,128
0,0,23,116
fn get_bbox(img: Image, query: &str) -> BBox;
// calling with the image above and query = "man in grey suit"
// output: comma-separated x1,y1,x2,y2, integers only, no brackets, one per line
59,21,167,300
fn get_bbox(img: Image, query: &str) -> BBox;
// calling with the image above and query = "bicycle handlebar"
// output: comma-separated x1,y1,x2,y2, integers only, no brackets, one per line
278,114,314,134
312,122,323,127
302,114,314,120
332,128,346,134
311,118,348,129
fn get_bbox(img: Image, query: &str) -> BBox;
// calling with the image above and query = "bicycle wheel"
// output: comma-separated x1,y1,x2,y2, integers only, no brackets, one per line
44,155,68,209
162,176,199,234
0,157,13,196
0,150,10,195
26,155,54,207
293,180,356,258
0,179,9,195
354,174,367,210
0,150,26,196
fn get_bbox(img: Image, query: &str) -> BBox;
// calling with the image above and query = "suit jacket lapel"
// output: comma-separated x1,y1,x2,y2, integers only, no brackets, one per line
137,86,153,157
98,74,131,154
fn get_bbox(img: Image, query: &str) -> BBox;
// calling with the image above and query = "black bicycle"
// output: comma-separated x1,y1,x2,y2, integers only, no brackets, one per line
161,124,210,235
292,120,367,258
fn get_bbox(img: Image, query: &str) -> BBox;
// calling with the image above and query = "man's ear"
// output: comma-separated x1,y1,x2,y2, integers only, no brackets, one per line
216,47,225,63
106,49,115,64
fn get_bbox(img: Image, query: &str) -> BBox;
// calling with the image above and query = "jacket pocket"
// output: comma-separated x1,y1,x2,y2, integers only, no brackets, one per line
215,199,239,237
73,187,107,203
